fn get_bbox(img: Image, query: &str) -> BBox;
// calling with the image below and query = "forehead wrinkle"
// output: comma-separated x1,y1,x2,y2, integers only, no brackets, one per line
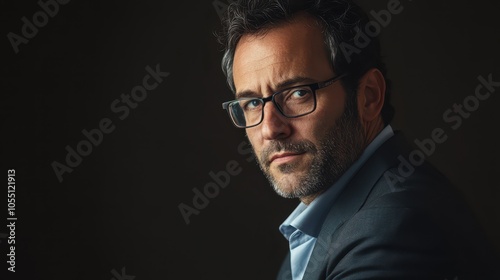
235,58,296,97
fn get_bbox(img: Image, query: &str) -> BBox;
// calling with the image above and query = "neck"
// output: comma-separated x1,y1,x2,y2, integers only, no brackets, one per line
300,192,323,205
363,117,385,148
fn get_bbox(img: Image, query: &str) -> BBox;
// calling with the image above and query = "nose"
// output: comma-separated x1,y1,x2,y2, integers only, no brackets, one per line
260,101,291,140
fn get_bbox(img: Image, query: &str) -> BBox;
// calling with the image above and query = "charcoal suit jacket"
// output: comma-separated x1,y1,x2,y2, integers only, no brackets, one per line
276,131,499,280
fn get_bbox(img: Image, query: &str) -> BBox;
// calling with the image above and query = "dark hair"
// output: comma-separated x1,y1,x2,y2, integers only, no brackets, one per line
216,0,395,125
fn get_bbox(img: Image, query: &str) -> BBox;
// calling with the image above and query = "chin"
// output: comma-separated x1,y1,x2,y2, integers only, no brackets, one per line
273,185,299,199
266,161,313,197
271,175,302,198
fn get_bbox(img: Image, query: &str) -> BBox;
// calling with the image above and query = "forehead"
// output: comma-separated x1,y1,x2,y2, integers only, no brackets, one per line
232,13,333,94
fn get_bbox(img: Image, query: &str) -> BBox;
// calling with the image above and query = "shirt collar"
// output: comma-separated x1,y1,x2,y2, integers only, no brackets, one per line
279,125,395,239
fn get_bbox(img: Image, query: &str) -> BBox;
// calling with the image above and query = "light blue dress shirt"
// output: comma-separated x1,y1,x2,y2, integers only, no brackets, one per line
279,125,395,280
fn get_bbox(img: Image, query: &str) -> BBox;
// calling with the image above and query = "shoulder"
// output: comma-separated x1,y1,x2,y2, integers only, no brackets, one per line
321,163,498,279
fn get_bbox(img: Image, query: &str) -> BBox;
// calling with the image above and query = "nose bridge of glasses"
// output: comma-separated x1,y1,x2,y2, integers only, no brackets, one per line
261,93,285,116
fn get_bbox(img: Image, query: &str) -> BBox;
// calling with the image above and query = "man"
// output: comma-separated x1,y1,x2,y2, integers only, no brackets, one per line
217,0,499,279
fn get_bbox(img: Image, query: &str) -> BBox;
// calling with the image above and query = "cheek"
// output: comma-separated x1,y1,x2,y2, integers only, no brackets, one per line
313,94,346,126
292,117,325,145
295,106,337,135
315,85,347,118
290,100,343,145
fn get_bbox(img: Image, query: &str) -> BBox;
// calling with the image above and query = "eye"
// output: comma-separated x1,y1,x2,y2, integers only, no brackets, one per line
284,87,313,102
291,89,311,99
241,99,262,111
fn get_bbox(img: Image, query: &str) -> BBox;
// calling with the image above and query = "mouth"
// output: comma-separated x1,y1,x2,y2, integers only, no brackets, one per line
269,152,306,165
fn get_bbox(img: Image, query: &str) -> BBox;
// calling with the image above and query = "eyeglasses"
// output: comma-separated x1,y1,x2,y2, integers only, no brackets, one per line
222,73,347,128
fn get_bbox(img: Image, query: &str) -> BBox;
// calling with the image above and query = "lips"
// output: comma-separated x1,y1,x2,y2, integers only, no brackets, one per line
269,152,305,165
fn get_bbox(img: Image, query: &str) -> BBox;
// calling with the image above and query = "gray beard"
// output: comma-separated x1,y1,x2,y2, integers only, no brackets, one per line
255,104,365,199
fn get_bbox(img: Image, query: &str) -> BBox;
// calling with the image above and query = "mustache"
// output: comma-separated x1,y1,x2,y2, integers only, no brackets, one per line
260,140,316,167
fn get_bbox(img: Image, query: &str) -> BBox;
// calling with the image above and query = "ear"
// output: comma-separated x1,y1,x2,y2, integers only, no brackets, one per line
356,68,386,123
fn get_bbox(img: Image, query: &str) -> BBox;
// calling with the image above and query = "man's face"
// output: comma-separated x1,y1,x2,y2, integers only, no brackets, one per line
232,14,365,203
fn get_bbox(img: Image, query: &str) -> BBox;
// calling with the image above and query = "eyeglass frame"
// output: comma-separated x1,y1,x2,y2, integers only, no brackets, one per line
221,73,348,128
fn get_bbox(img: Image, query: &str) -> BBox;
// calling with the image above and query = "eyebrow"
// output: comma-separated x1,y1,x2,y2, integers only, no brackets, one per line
235,76,317,99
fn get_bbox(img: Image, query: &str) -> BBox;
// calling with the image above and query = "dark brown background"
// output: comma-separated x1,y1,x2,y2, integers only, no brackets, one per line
2,0,499,279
